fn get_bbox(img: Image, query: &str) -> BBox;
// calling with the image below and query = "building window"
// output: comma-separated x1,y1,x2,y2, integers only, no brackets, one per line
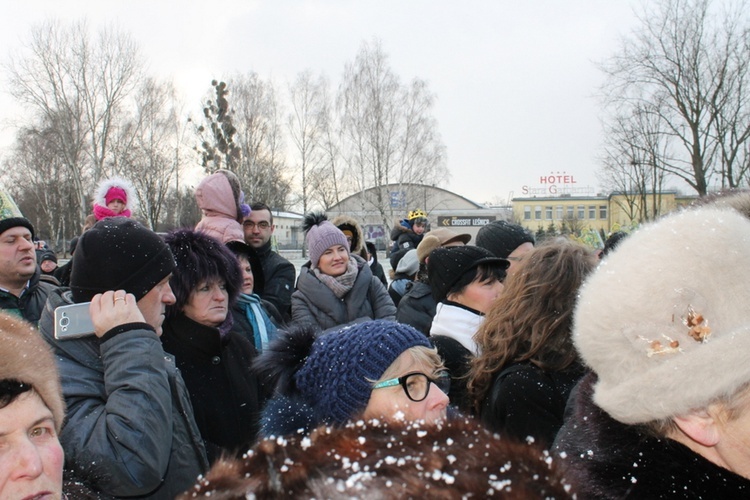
600,205,607,219
524,206,531,220
545,206,553,220
535,206,542,220
567,206,574,219
588,206,596,219
556,206,563,220
577,205,585,219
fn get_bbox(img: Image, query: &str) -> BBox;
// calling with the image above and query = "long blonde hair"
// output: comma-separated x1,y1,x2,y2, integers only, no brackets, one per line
467,238,597,413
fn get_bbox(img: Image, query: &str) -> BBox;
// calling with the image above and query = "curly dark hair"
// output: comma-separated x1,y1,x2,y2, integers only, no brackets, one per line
467,239,597,413
164,229,242,318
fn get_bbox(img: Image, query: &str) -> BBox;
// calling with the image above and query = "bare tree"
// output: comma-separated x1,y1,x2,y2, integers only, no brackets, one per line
114,78,183,229
312,83,347,210
4,124,79,248
287,70,328,214
229,73,291,209
599,0,750,196
338,39,447,231
5,20,143,221
598,103,668,223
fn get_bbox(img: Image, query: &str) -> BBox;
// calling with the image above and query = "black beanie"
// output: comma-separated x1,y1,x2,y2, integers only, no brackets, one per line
427,246,508,303
70,218,176,303
0,217,34,239
475,221,535,259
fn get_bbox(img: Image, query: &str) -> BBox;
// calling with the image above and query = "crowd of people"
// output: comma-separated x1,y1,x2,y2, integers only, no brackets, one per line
3,173,750,498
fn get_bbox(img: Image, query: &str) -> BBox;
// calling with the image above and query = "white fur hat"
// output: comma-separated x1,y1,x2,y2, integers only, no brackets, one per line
575,207,750,424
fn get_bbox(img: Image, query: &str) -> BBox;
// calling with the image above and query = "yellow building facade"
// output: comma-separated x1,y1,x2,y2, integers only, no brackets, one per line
512,191,696,234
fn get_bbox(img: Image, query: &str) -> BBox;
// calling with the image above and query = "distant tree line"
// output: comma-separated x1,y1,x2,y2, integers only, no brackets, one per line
1,21,448,251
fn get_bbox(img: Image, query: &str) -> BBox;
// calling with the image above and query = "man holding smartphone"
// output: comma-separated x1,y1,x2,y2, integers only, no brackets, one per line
38,218,209,499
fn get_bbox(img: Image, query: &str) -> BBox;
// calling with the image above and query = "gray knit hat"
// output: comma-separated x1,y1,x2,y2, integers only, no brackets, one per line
303,212,349,269
396,249,419,276
575,207,750,424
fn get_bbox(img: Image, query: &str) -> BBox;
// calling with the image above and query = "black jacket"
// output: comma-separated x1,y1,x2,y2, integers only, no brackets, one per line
389,223,423,270
256,240,296,322
430,335,473,413
0,266,56,325
481,361,584,448
370,260,387,288
553,372,750,498
395,281,436,336
161,314,266,462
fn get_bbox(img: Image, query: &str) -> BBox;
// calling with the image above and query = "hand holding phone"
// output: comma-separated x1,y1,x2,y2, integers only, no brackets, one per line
54,302,95,339
89,290,145,337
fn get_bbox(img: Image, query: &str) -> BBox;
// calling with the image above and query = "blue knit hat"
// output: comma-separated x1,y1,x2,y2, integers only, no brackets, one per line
295,320,430,425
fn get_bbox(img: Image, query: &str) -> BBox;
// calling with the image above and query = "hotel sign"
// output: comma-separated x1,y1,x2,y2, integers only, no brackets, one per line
438,216,496,227
521,171,594,196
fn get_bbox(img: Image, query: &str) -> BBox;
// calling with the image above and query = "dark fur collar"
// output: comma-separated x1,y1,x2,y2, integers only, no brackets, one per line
554,373,750,498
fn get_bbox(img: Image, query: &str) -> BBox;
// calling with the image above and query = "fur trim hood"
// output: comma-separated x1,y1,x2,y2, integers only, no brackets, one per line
331,214,365,254
94,176,137,208
179,417,574,499
553,373,750,498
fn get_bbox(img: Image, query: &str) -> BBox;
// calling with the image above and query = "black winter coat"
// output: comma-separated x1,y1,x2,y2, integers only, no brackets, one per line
161,314,265,462
370,260,388,288
481,361,584,448
0,266,56,325
395,281,436,336
553,372,750,498
256,240,296,322
430,335,473,413
389,224,423,270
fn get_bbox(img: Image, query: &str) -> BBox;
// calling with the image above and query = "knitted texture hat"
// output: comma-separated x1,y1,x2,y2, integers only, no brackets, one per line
71,218,176,303
303,212,349,269
0,188,34,238
0,313,65,432
574,207,750,424
416,228,471,264
427,246,508,302
295,320,430,425
36,249,57,264
476,220,535,259
105,186,127,205
396,249,419,276
92,176,136,220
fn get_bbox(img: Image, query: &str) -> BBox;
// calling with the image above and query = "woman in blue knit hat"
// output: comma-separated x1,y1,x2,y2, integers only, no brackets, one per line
292,212,395,331
255,319,450,437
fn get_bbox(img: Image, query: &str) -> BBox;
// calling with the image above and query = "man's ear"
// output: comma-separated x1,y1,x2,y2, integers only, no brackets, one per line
674,409,721,447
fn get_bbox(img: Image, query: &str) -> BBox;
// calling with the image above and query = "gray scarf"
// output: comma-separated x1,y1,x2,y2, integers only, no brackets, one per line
313,256,359,298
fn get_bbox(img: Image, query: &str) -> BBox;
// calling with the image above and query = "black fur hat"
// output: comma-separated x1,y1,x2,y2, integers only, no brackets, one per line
164,228,242,317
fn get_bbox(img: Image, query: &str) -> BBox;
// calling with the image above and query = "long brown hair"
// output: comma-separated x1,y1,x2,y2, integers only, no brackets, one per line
467,238,597,413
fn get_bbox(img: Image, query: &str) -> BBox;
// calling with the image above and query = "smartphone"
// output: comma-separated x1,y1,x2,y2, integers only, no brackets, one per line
54,302,95,339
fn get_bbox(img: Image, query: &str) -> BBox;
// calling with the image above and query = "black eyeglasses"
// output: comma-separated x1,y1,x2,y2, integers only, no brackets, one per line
372,371,451,402
243,221,271,230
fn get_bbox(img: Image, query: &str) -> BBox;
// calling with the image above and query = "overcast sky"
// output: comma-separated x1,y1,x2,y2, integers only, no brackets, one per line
1,0,642,206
